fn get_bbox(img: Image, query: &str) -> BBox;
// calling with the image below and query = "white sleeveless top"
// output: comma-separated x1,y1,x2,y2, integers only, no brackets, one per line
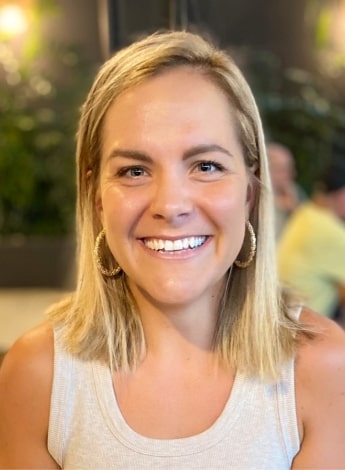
48,330,300,469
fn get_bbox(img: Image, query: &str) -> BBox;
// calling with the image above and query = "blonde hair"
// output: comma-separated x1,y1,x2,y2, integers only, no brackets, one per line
48,30,305,380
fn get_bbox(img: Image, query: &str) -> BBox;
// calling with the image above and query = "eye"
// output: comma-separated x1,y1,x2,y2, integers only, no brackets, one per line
195,160,225,173
117,166,146,178
128,167,145,177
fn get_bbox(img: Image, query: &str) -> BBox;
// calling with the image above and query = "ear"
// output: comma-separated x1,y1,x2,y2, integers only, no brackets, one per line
245,173,258,216
95,188,104,225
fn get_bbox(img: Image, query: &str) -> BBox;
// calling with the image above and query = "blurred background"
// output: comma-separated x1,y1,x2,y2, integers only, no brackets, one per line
1,0,345,357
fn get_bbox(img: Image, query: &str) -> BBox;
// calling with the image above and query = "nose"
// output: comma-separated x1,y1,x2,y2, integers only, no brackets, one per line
149,173,194,224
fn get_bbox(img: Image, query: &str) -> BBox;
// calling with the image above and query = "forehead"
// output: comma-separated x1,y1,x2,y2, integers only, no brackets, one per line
114,66,228,104
98,67,247,169
102,67,236,135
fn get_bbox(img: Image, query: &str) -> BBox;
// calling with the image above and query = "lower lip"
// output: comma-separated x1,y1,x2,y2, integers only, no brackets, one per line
139,237,211,259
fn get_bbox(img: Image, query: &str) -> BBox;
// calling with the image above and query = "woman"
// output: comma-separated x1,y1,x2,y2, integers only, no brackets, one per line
1,30,345,469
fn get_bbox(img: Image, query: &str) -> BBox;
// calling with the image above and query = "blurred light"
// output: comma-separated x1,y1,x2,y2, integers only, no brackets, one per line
0,4,28,37
6,70,20,85
332,0,345,52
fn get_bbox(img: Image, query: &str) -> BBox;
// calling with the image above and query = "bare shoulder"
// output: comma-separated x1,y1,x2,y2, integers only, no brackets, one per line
293,308,345,468
296,308,345,375
0,321,54,382
0,321,59,468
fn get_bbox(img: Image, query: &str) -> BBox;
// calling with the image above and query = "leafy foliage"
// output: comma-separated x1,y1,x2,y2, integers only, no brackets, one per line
0,3,94,235
245,49,345,194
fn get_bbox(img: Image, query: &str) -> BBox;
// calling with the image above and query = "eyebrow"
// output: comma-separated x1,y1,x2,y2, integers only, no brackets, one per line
105,144,234,163
183,144,233,160
106,149,152,164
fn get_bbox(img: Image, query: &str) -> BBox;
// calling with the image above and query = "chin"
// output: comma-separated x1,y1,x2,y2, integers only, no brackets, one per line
147,286,201,307
132,277,222,312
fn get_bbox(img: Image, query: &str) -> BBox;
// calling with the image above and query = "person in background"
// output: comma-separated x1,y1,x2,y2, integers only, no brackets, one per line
278,148,345,320
1,30,345,469
267,142,306,239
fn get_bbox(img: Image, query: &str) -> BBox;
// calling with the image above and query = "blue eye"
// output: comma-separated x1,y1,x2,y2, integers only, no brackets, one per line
117,166,146,178
199,162,214,172
197,161,224,172
128,167,145,177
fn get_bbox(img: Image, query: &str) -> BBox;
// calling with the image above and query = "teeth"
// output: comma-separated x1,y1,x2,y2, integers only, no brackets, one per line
144,236,206,252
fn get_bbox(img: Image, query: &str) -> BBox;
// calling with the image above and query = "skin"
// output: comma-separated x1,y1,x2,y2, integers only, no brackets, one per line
1,67,345,468
96,67,253,313
292,310,345,467
0,324,59,469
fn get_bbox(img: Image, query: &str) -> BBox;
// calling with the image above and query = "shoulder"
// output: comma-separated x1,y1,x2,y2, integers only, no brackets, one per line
297,308,345,370
0,321,55,420
0,321,55,417
293,308,345,467
1,321,55,379
296,308,345,395
0,322,58,468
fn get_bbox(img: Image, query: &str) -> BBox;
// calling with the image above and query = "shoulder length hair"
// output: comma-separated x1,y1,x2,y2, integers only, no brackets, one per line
48,30,304,380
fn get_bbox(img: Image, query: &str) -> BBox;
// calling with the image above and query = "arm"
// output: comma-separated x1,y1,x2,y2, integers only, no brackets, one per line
293,310,345,468
0,323,60,469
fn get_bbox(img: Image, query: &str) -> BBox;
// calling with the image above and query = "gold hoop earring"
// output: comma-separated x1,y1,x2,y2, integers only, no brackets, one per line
234,221,256,268
94,229,122,277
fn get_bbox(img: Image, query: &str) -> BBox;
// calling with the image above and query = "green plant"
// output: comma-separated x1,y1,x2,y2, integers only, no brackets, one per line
244,49,345,195
240,0,345,195
0,2,94,235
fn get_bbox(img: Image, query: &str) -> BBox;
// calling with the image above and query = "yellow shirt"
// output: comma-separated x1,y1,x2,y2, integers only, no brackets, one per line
277,202,345,317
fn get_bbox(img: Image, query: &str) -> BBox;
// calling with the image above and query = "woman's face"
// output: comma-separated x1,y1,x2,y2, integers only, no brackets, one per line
96,67,254,309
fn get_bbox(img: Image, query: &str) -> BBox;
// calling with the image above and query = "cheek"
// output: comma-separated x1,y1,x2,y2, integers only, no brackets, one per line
205,183,249,225
206,187,248,264
100,185,147,235
99,186,127,225
99,189,134,260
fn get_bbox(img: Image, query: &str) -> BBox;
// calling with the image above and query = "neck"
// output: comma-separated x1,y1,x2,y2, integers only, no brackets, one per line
129,284,222,357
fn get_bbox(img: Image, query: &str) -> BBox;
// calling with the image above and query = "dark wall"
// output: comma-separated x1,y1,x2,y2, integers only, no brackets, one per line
46,0,103,62
48,0,314,71
106,0,312,69
107,0,170,50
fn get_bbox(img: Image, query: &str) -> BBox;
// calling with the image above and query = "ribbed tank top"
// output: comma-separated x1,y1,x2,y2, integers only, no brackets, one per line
48,329,300,469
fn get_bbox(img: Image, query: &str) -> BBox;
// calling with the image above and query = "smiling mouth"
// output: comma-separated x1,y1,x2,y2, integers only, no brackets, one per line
143,236,207,252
